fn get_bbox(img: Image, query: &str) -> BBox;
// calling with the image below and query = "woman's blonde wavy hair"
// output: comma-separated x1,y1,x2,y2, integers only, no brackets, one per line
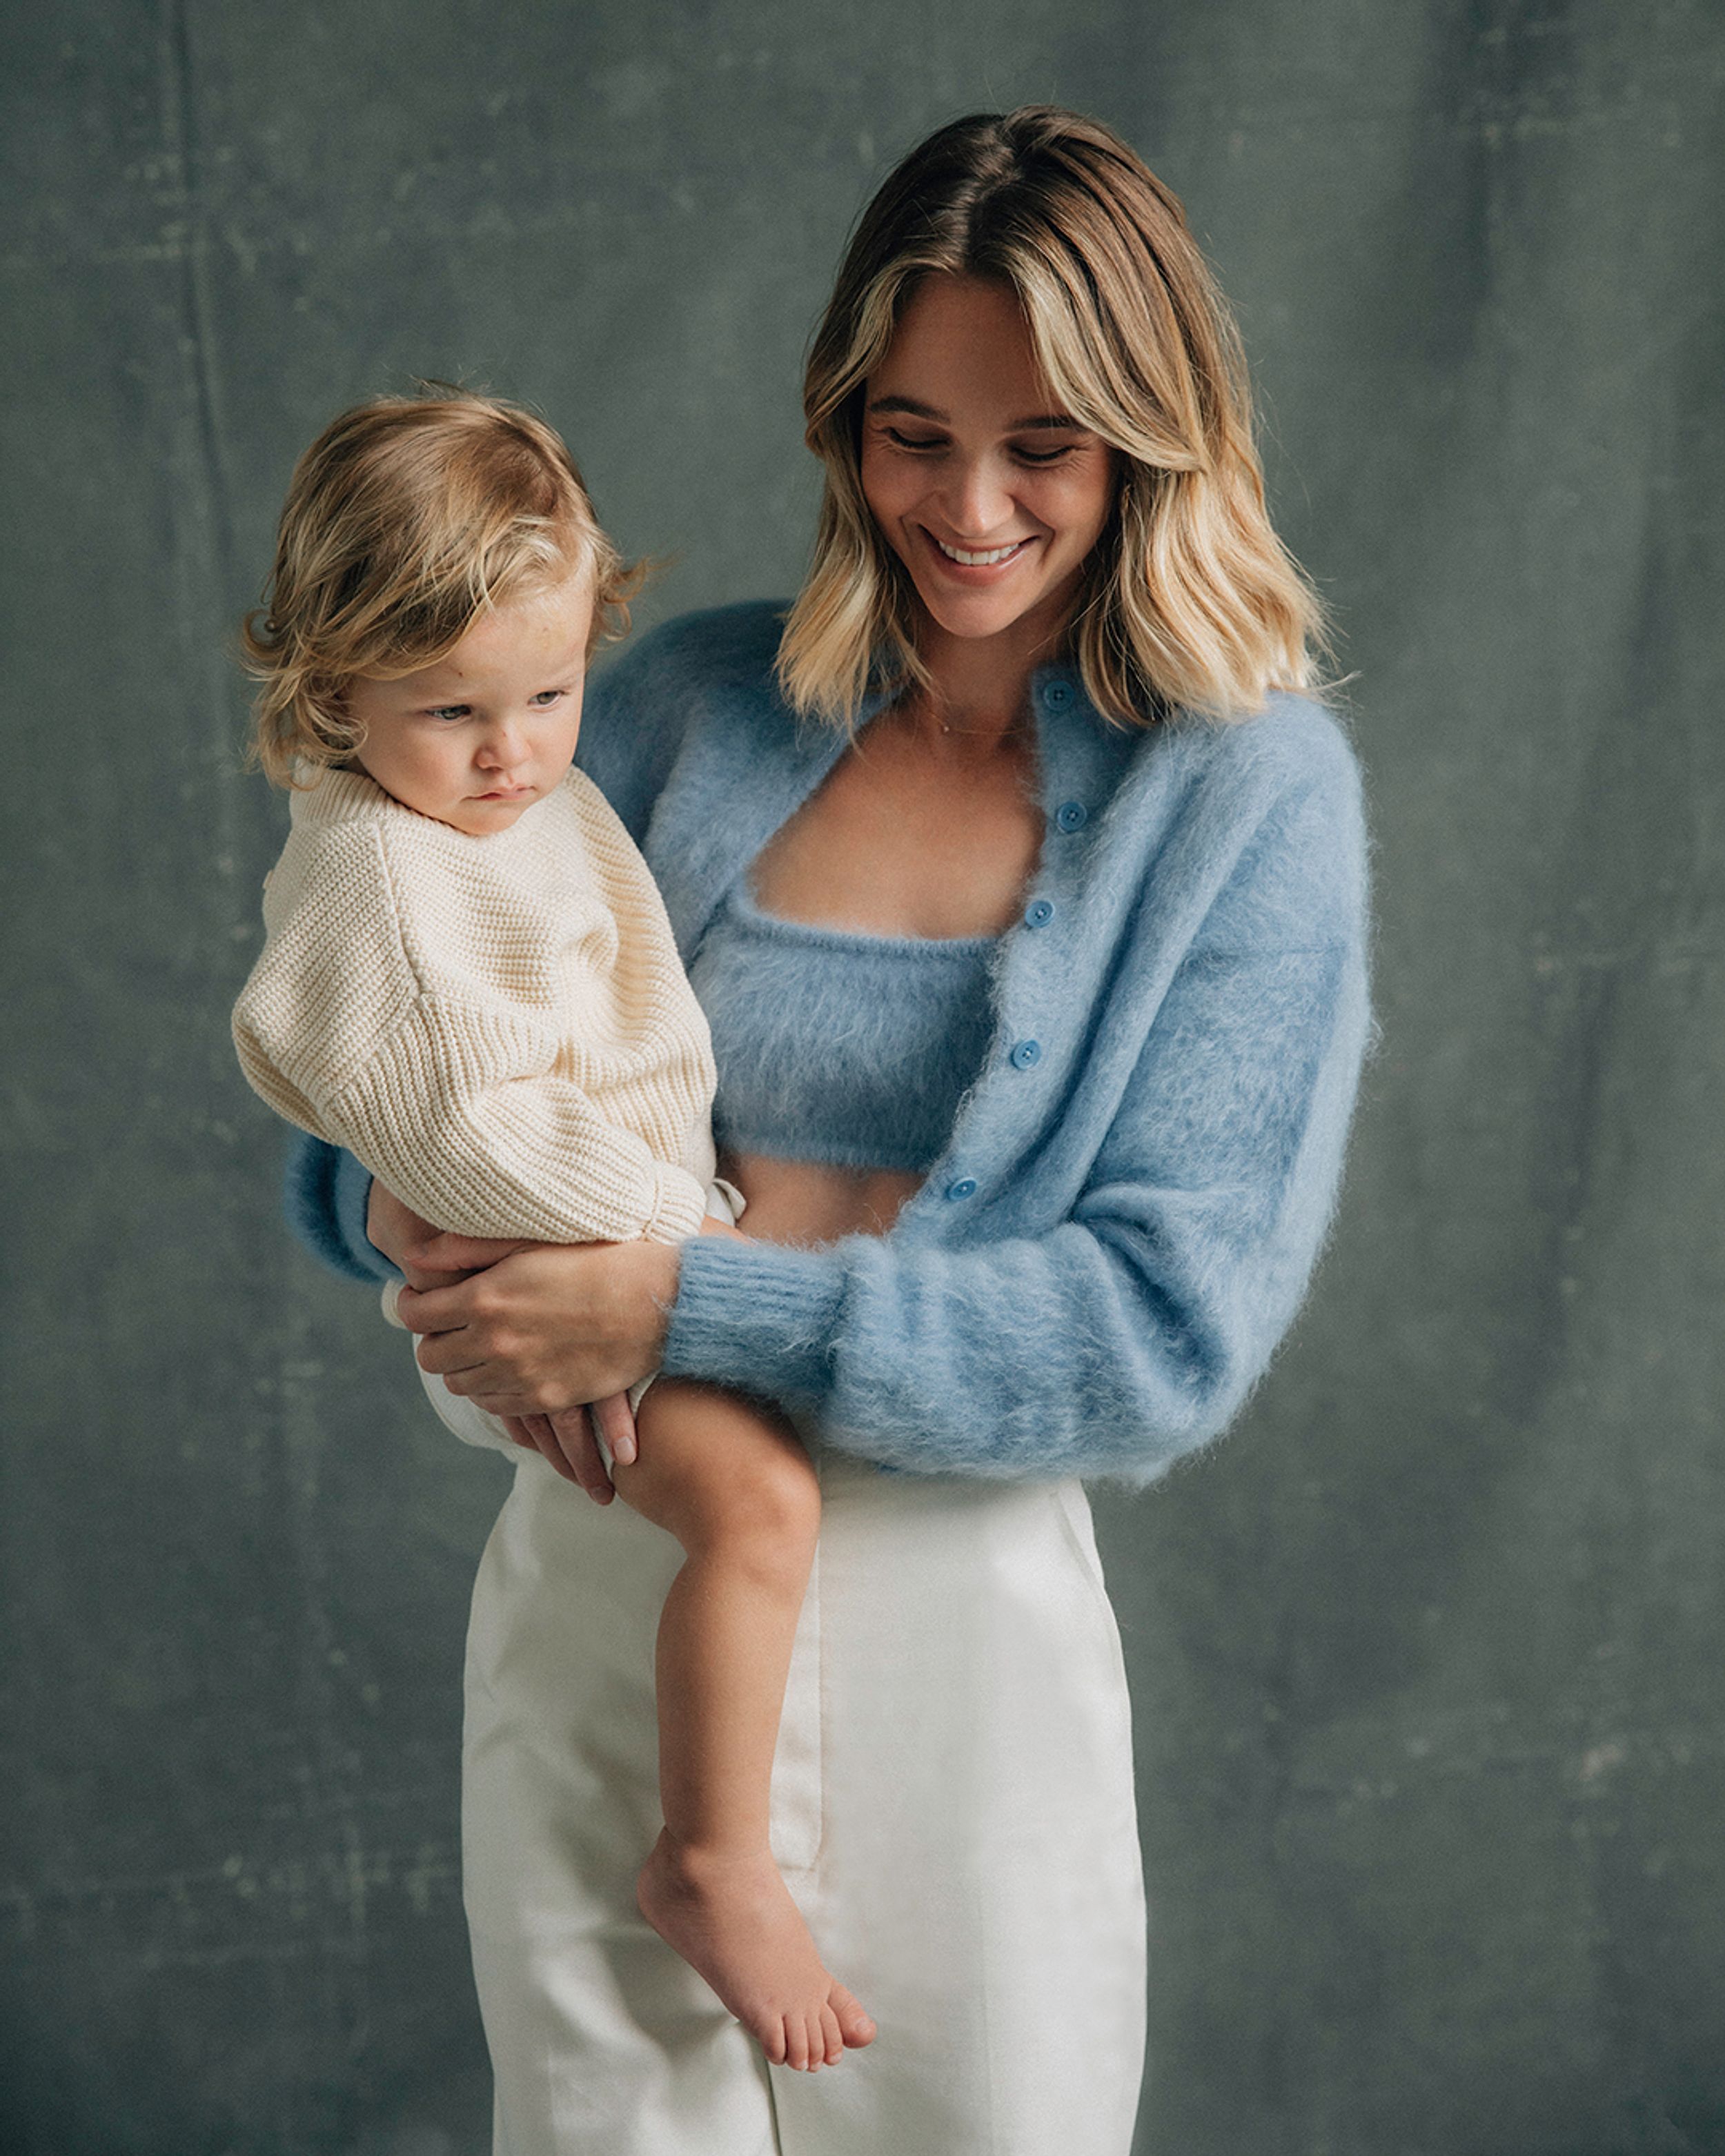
243,390,645,786
778,107,1328,728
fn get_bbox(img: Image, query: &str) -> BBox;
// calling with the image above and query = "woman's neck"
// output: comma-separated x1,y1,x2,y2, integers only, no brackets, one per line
912,611,1065,748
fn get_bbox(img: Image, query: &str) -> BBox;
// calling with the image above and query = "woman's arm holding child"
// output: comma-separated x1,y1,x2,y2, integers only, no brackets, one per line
370,1182,746,1501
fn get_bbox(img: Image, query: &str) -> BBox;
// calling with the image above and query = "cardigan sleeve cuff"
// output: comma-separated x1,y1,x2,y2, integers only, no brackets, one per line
660,1234,846,1401
335,1146,403,1280
646,1163,712,1247
283,1135,400,1284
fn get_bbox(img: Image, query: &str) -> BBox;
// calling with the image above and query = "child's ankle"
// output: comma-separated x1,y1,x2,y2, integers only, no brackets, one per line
651,1828,773,1879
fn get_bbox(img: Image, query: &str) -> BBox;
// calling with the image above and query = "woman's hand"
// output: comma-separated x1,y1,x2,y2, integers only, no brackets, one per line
396,1236,682,1418
371,1181,742,1501
368,1179,635,1501
502,1404,631,1503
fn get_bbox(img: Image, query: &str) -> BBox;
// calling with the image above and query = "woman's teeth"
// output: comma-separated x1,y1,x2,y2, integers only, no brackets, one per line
936,538,1026,566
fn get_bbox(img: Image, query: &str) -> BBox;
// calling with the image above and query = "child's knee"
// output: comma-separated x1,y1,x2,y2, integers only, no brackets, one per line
627,1383,819,1560
726,1423,821,1555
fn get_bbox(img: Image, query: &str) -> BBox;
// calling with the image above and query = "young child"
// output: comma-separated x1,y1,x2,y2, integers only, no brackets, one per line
231,390,874,2075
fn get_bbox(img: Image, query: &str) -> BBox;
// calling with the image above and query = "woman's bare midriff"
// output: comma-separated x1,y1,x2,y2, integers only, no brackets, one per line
722,1152,923,1245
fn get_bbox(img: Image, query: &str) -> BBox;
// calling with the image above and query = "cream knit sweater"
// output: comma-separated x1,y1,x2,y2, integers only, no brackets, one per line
233,764,717,1245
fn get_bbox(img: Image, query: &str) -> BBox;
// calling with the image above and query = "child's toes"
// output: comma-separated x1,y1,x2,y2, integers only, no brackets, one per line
819,2001,844,2065
830,1981,876,2049
782,2013,811,2073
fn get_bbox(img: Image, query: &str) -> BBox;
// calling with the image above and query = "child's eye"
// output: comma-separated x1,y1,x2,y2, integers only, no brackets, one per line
529,689,566,706
426,704,471,722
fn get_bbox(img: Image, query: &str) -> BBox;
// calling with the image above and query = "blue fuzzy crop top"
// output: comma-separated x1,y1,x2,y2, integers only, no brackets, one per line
686,880,999,1174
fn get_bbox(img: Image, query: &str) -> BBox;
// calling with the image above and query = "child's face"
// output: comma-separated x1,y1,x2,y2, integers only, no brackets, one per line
346,572,592,836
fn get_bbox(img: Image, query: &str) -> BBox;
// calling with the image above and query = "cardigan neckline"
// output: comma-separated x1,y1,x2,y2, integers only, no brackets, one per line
635,635,1151,1237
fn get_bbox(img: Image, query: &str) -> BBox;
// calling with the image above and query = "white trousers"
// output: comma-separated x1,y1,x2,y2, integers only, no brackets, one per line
422,1369,1147,2155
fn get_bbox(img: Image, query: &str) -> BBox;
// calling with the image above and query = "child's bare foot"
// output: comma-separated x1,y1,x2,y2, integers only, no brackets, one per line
638,1830,876,2070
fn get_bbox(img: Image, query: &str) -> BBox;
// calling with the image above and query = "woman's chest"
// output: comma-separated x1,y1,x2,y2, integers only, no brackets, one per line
748,729,1043,940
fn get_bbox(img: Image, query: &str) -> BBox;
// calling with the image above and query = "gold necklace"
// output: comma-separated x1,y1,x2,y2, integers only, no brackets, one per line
896,689,1025,744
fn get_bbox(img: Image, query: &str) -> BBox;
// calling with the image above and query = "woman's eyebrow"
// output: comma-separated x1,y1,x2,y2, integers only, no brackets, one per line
866,394,1082,432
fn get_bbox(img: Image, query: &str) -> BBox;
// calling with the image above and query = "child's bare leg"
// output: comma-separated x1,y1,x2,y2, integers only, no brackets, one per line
613,1380,875,2071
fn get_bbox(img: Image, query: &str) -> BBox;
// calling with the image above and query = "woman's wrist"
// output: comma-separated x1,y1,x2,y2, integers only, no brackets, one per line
661,1234,843,1400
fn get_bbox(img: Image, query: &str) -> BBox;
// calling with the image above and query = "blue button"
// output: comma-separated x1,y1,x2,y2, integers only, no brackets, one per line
945,1177,978,1202
1024,898,1055,929
1043,680,1073,708
1009,1038,1043,1070
1054,800,1088,833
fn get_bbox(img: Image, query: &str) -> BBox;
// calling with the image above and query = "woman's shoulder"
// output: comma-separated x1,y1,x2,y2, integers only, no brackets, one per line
592,600,789,713
1158,688,1361,802
1123,688,1365,874
580,600,792,838
1148,691,1367,942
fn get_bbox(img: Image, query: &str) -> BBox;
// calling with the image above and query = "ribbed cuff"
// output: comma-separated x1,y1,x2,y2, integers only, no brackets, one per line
282,1137,398,1284
646,1163,711,1246
336,1147,400,1279
283,1136,388,1283
661,1234,847,1403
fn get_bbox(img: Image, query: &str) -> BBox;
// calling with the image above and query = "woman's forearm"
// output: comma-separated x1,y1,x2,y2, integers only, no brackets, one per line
664,922,1368,1484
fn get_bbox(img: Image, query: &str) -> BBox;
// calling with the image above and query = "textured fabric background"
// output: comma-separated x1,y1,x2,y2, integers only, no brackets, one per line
3,4,1720,2151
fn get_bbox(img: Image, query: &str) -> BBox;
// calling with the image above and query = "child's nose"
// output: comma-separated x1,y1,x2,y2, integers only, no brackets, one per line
480,718,526,767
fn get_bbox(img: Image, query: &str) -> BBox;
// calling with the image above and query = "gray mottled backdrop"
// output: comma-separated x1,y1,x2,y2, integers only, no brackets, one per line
3,3,1721,2152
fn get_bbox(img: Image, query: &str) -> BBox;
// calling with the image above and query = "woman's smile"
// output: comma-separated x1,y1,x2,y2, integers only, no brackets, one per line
923,531,1040,573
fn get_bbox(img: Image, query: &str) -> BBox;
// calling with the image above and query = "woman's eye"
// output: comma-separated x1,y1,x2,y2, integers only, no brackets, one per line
1014,444,1076,466
887,428,945,452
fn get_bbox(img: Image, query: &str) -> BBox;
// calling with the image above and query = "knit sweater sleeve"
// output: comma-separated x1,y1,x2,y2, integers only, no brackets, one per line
315,1002,708,1246
662,753,1370,1486
235,827,709,1248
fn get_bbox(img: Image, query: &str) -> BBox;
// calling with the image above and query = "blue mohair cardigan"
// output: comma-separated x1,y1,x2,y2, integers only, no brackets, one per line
288,601,1370,1488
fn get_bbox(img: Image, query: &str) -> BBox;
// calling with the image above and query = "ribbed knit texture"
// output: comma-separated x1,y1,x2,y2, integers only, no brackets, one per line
237,764,716,1245
288,602,1371,1488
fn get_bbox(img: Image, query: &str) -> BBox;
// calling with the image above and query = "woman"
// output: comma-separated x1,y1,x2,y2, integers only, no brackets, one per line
293,106,1369,2155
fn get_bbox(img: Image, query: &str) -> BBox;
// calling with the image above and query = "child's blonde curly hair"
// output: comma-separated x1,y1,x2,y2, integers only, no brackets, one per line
243,390,645,786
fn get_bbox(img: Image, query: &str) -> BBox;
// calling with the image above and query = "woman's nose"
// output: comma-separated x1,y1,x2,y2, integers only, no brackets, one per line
942,455,1014,540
